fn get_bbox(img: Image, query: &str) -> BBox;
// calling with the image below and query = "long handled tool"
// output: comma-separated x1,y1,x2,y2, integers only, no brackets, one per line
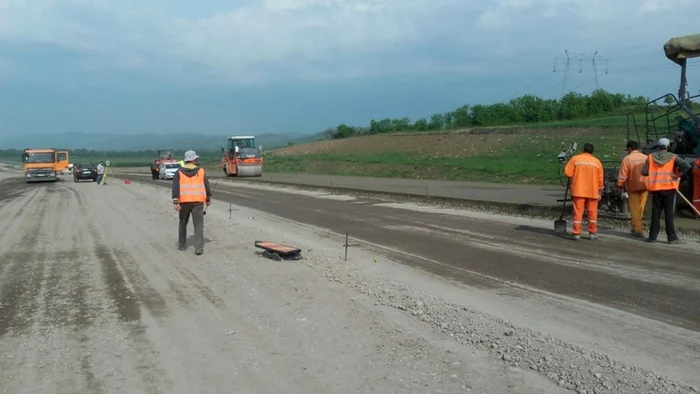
554,178,571,233
675,189,700,217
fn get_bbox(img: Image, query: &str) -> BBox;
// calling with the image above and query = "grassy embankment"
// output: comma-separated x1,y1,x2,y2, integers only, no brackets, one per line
261,115,643,185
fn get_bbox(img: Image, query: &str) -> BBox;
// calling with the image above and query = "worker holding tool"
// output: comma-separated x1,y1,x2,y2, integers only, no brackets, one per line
96,161,105,185
616,140,649,237
641,137,691,244
172,150,212,255
564,143,604,241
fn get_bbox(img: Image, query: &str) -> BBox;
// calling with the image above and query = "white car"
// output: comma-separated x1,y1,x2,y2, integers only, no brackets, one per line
159,162,181,180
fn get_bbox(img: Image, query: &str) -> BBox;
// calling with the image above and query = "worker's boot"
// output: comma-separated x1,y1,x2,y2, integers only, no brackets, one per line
668,239,685,245
589,233,598,241
572,234,581,241
195,249,203,256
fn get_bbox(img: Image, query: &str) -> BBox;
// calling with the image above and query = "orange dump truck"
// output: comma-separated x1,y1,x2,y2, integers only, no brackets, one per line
22,148,70,183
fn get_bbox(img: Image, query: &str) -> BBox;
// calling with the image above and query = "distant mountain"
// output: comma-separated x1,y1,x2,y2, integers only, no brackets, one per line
0,131,318,152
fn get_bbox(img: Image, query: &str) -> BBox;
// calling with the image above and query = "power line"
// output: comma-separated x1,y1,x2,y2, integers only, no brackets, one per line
553,50,609,94
496,58,700,104
506,72,553,102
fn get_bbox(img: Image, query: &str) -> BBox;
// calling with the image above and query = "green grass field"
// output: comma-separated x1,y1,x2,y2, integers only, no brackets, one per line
262,125,634,185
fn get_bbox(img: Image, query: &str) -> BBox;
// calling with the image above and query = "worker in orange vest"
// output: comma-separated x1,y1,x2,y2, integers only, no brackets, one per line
692,156,700,213
616,140,648,237
564,143,604,241
172,150,212,255
640,138,691,244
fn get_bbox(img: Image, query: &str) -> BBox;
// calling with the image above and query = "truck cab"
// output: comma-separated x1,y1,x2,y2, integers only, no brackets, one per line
22,149,61,183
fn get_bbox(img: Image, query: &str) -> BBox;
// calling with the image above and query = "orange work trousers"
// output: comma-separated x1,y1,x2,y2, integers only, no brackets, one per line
572,197,598,235
693,167,700,212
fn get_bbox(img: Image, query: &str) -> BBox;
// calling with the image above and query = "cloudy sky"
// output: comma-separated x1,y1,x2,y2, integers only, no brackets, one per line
0,0,698,137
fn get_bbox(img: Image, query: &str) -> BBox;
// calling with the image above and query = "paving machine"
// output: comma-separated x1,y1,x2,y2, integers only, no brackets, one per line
557,33,700,218
221,136,263,177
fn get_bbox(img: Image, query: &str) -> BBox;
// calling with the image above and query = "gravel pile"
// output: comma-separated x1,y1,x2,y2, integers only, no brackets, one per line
299,250,697,394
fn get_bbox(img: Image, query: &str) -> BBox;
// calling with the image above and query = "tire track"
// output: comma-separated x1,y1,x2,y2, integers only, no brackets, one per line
92,243,170,393
36,184,105,393
94,244,142,323
89,187,219,311
87,215,171,393
110,248,169,318
150,242,225,308
0,185,42,273
0,187,51,337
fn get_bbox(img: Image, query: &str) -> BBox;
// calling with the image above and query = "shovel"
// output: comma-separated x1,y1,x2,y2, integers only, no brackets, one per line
554,179,571,234
675,189,700,217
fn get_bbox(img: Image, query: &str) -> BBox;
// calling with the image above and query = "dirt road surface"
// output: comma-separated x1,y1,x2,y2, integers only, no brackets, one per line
114,168,700,231
117,172,700,393
2,166,700,394
0,172,567,394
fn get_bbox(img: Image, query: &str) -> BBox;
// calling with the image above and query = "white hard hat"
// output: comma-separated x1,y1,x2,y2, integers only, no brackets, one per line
658,138,670,148
183,150,199,162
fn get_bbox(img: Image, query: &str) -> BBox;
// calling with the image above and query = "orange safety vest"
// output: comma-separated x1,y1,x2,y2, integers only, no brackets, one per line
177,168,208,203
646,155,680,191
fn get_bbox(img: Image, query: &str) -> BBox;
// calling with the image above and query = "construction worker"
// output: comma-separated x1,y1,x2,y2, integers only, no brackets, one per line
692,156,700,213
564,143,604,241
641,137,691,244
172,150,212,255
616,140,648,237
96,161,105,185
151,161,159,180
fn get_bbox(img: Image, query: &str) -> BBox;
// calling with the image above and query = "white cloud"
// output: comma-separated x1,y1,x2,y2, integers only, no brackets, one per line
0,0,698,85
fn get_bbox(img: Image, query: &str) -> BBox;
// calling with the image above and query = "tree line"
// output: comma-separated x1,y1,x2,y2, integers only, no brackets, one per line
324,89,653,139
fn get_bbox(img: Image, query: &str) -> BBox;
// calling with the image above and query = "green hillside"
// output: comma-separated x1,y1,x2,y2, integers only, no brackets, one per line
261,89,688,185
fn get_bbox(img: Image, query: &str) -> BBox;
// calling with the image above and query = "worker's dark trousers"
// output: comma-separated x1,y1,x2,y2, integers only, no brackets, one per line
648,189,678,242
178,202,204,252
